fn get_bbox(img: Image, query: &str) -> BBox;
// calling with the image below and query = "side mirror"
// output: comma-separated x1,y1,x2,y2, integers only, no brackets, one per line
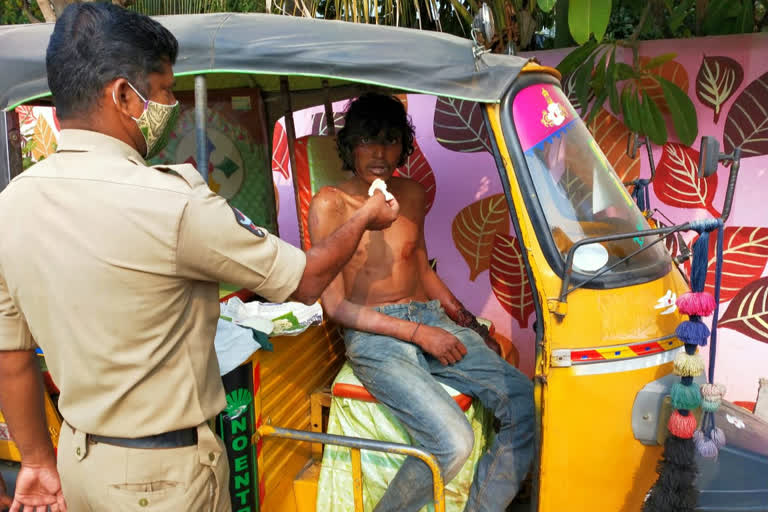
698,136,721,178
472,3,496,47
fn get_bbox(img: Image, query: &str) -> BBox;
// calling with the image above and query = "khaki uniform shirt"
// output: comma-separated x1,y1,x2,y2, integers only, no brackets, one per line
0,129,306,437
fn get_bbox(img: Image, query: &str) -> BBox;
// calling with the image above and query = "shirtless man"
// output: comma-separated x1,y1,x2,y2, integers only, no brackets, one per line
308,93,534,512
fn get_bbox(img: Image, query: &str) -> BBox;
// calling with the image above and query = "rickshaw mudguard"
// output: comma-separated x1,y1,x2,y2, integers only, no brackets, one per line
487,98,696,512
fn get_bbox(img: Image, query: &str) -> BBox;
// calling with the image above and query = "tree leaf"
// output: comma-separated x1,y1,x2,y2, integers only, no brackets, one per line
568,0,612,45
696,55,744,124
653,143,720,215
393,139,436,214
737,0,754,33
621,85,641,133
31,116,56,161
434,97,491,154
574,51,598,115
588,109,641,182
563,71,595,113
696,227,768,302
719,277,768,343
537,0,556,12
452,194,511,281
556,40,599,77
638,57,689,114
723,70,768,157
490,234,535,328
607,47,620,113
640,91,667,145
658,77,698,146
271,121,290,179
615,62,637,81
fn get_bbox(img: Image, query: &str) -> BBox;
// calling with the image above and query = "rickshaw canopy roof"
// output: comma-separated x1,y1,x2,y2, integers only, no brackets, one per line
0,13,531,111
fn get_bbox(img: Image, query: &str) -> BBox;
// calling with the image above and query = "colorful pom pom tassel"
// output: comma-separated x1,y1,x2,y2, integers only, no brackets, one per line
701,397,721,412
694,430,719,458
674,352,705,377
701,383,726,399
671,382,702,410
676,291,716,317
675,320,711,346
711,427,726,448
668,410,697,439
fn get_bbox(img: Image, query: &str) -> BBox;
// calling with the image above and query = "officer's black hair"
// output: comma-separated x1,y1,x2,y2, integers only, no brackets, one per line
337,93,415,172
46,3,178,120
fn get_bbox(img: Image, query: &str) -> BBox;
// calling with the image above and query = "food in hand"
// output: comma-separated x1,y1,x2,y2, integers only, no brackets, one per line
368,178,395,201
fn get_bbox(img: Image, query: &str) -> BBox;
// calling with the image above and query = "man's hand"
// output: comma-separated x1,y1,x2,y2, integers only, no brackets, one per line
362,190,399,231
10,461,66,512
0,473,11,511
414,325,467,366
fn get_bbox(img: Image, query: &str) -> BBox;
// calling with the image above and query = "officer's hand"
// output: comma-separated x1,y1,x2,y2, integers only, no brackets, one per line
10,461,67,512
363,190,399,231
0,473,11,511
413,324,467,366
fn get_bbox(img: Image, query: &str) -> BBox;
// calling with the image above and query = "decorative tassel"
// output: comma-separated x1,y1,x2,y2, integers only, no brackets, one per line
694,431,719,458
675,320,711,346
711,427,726,448
671,382,702,410
701,383,726,399
642,436,699,512
668,410,697,439
674,352,705,377
676,292,716,317
701,397,722,412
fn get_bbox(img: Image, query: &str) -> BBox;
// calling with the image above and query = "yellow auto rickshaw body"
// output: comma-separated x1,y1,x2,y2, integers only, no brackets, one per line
3,13,758,512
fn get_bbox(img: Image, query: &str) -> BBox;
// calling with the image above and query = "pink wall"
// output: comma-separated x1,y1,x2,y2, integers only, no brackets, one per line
274,33,768,403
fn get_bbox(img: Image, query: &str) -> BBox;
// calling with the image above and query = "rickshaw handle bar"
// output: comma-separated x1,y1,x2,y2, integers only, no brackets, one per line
255,425,447,512
557,223,692,305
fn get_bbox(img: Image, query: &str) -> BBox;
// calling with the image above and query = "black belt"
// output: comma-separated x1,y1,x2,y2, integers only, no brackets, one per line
87,427,198,449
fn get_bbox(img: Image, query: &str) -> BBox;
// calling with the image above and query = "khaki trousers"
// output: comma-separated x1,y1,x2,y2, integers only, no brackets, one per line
58,422,232,511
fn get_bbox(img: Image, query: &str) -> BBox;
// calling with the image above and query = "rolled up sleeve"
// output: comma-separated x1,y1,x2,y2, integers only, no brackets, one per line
175,191,306,303
0,268,34,351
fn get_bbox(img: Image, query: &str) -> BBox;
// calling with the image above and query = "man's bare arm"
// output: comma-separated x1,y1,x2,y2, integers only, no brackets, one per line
309,187,466,365
292,190,398,304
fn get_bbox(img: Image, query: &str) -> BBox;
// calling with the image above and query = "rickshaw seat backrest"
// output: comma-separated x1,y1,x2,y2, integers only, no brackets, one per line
294,135,349,249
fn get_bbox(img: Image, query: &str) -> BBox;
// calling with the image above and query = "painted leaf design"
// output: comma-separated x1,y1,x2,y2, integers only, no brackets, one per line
696,55,744,124
588,108,641,183
653,143,720,216
639,57,689,114
310,111,345,136
271,122,290,179
14,105,36,125
52,108,61,132
393,139,436,214
723,70,768,157
452,194,510,281
294,138,313,248
31,116,56,161
701,227,768,302
719,277,768,343
563,71,594,114
434,97,492,154
490,234,534,328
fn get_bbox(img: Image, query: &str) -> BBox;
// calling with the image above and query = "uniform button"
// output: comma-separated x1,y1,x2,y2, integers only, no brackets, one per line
76,447,81,456
254,228,265,237
139,498,149,507
209,452,216,462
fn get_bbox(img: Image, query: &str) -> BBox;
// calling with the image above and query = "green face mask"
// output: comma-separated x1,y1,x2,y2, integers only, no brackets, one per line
115,81,180,160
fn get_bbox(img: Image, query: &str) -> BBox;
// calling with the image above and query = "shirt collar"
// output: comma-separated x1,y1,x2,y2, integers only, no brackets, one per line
57,129,146,165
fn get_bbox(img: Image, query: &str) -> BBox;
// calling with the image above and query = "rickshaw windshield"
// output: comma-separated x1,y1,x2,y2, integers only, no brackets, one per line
510,83,669,282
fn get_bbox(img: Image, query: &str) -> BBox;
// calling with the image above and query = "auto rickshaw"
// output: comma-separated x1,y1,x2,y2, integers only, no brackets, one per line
0,11,766,512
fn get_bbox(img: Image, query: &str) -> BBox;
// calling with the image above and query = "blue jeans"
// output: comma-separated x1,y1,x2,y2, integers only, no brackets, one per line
344,300,534,512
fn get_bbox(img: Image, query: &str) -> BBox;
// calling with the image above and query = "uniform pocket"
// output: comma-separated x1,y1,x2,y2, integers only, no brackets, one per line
106,467,216,511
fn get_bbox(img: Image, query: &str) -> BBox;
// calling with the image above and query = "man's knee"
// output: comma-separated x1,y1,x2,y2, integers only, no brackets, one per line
439,420,475,480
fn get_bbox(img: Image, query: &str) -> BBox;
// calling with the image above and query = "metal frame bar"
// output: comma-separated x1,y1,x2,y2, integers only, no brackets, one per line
557,223,691,307
194,75,209,183
256,425,446,512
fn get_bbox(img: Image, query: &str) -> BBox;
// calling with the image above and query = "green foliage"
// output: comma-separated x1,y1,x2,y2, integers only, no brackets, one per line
702,0,754,35
0,0,43,24
567,0,611,44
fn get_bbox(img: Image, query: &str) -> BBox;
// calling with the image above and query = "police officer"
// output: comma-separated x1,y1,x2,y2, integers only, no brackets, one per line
0,4,399,511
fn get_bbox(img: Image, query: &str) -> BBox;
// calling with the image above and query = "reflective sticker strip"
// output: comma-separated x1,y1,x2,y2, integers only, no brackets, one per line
561,336,683,366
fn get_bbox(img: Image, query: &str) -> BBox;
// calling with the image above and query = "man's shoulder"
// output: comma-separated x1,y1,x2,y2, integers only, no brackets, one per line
310,185,356,214
148,163,207,193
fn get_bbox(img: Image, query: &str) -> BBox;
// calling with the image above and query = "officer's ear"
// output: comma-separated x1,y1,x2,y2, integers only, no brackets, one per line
109,78,144,120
